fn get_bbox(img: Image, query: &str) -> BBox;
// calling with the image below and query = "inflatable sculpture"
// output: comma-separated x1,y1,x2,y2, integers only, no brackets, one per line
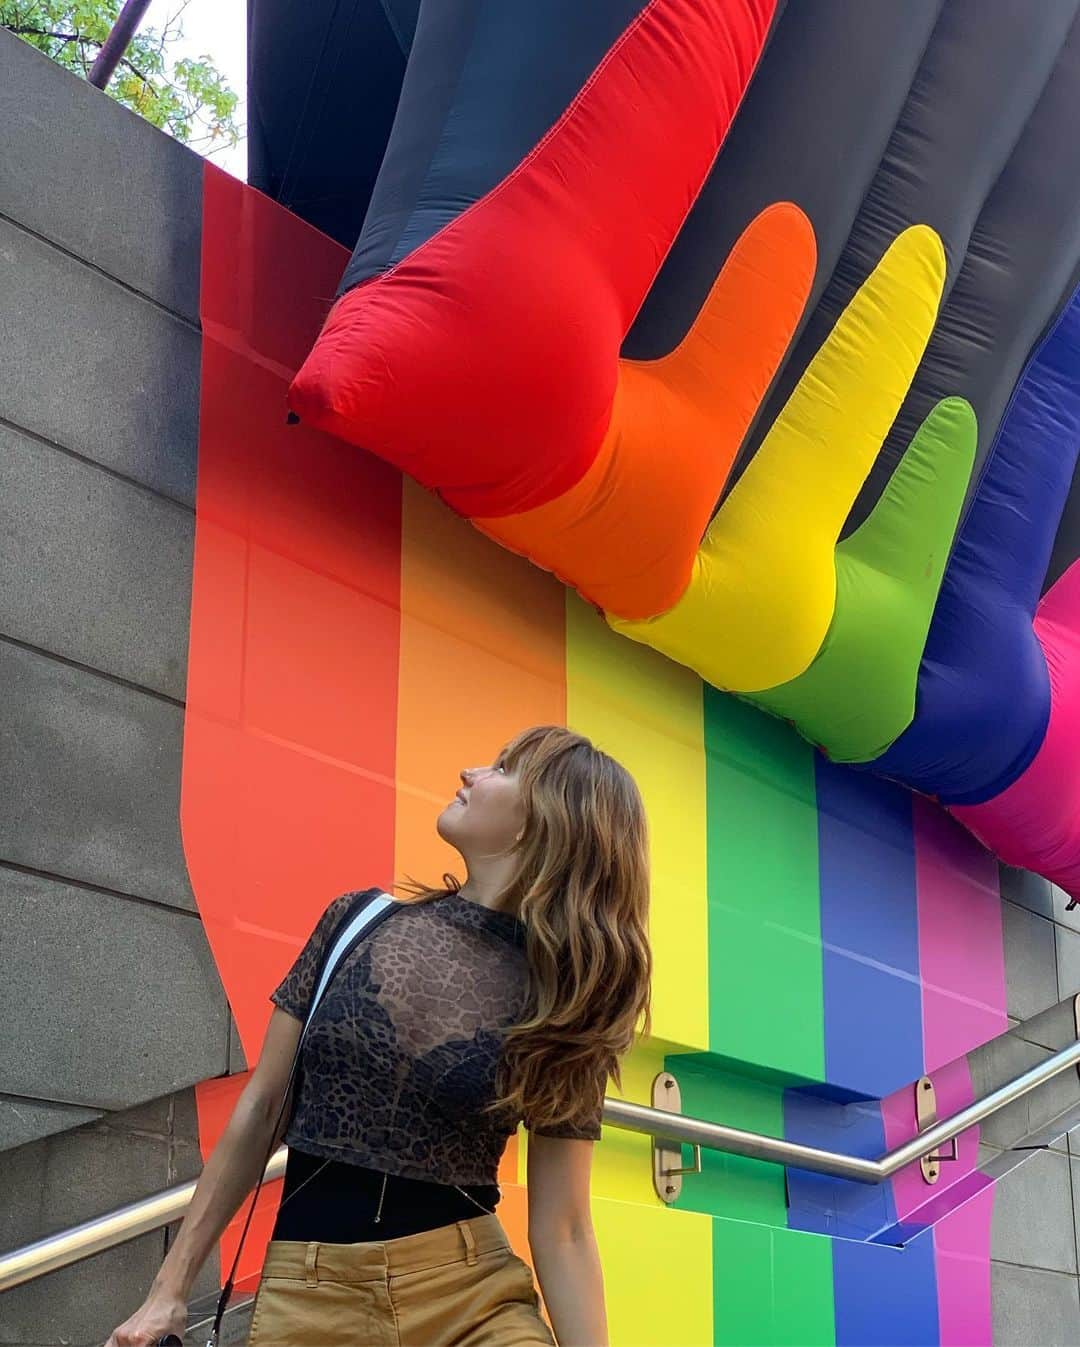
284,0,1080,899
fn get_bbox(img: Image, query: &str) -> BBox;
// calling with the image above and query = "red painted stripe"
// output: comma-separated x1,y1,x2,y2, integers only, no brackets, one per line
186,165,403,1285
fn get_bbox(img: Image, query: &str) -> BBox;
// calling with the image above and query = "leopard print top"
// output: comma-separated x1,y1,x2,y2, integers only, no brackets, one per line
270,887,604,1187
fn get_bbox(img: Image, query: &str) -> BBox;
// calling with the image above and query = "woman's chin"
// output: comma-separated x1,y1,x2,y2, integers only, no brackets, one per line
435,808,460,842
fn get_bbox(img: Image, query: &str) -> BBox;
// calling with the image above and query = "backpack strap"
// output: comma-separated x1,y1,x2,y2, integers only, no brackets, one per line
304,888,398,1031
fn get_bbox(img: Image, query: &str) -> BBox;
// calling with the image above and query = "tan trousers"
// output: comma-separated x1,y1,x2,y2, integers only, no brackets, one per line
246,1212,557,1346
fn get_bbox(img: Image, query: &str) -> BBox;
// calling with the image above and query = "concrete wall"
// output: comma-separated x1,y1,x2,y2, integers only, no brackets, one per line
991,868,1080,1343
0,31,242,1345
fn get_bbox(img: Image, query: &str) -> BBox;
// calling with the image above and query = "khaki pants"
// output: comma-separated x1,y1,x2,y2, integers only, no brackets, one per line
246,1212,557,1346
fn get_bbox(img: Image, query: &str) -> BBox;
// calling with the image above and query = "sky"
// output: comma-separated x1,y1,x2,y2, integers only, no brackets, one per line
143,0,248,178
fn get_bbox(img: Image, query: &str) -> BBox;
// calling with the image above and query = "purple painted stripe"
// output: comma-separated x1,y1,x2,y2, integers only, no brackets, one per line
913,797,1006,1347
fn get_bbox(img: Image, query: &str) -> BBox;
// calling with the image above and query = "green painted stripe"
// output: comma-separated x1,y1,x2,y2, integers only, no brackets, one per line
713,1220,836,1347
701,688,835,1345
704,690,825,1080
670,1059,788,1223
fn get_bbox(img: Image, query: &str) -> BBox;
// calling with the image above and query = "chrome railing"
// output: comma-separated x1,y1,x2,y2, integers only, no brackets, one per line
0,1151,288,1293
614,1037,1080,1182
4,1034,1080,1293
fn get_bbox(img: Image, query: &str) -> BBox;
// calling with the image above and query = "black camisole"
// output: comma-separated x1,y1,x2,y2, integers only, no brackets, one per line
271,1146,502,1242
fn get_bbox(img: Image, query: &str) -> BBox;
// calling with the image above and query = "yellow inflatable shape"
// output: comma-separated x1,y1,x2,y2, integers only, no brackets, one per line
607,224,947,693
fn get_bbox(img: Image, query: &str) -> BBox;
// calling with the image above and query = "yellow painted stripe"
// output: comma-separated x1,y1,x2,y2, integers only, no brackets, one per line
564,588,708,1207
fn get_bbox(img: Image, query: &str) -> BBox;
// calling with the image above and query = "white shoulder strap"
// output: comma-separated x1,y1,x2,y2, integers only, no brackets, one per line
305,890,397,1029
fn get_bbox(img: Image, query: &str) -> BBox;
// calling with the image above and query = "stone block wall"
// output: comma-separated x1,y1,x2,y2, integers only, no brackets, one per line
0,31,241,1344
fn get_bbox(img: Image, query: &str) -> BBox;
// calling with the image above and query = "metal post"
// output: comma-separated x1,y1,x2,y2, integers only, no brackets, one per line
87,0,154,90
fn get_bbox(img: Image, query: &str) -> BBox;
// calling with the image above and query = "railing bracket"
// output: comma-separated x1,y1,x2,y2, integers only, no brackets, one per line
916,1076,958,1184
652,1071,702,1204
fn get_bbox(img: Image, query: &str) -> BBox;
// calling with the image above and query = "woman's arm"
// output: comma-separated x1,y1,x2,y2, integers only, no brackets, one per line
150,1008,302,1299
526,1133,608,1347
104,1008,303,1347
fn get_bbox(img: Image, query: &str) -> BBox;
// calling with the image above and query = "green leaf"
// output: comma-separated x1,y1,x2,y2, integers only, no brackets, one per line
1,0,240,145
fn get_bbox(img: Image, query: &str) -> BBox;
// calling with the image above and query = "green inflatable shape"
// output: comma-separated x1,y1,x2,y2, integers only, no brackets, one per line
741,396,977,763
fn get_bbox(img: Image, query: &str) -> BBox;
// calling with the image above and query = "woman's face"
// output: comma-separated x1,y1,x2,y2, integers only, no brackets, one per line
436,750,527,859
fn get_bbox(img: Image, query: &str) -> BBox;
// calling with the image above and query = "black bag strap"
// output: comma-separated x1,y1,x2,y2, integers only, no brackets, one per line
203,889,399,1346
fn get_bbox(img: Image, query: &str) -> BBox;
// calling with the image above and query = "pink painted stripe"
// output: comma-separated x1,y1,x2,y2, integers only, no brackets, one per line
934,1184,996,1347
915,796,1006,1347
881,1054,982,1227
915,799,1007,1076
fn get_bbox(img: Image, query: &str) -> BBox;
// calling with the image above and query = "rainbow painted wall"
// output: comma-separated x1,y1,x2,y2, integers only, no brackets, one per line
177,166,1012,1345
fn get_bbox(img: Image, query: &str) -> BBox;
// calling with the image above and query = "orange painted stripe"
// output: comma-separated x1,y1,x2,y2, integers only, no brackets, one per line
394,477,567,1279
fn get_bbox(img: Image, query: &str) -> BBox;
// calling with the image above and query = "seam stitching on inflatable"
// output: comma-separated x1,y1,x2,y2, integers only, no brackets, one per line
342,0,666,292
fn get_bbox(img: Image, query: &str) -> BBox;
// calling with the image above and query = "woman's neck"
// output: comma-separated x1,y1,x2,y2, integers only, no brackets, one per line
456,876,519,918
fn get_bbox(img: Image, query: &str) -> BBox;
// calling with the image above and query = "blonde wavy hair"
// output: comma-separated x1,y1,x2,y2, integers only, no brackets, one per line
395,724,652,1136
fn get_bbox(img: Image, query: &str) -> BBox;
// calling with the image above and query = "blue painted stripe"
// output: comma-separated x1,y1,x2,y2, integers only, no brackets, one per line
814,759,923,1097
783,1089,896,1242
784,758,939,1339
835,1231,940,1346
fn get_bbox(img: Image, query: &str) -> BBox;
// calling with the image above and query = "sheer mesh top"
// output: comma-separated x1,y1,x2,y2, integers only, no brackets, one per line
270,888,604,1187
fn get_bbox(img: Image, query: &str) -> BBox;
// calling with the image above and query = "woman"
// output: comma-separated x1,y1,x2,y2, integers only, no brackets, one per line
106,724,652,1346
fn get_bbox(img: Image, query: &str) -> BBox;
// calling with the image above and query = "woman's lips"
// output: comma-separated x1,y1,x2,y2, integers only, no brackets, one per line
454,789,467,805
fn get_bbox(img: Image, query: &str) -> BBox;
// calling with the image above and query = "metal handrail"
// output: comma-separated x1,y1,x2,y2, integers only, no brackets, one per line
610,1037,1080,1183
0,1150,287,1293
4,1035,1080,1293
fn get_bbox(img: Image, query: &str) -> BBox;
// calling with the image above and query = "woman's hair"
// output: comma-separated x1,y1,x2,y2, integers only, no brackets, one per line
395,724,652,1136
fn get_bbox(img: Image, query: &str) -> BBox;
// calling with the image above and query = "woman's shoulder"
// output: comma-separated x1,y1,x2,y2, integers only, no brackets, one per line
316,886,399,932
337,885,397,906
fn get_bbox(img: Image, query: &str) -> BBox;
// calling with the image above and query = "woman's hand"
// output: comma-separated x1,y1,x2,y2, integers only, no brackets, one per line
104,1286,186,1346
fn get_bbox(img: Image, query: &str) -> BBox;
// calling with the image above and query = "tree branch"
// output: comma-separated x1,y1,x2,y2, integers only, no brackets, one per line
120,54,153,86
3,25,90,44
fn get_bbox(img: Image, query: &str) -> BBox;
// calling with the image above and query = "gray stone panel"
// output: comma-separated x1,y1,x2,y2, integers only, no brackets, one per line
1000,864,1055,919
1072,1159,1080,1274
992,1263,1080,1347
0,217,199,506
1054,883,1080,935
228,1013,248,1075
991,1148,1078,1274
0,1111,170,1249
114,1093,175,1136
0,31,202,323
0,1232,167,1346
0,869,227,1109
1012,997,1079,1055
979,1140,1003,1169
171,1086,202,1147
0,423,193,699
0,1089,220,1346
0,641,195,910
165,1091,221,1314
1003,900,1059,1022
1058,927,1080,1001
972,1031,1080,1151
0,1093,102,1151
